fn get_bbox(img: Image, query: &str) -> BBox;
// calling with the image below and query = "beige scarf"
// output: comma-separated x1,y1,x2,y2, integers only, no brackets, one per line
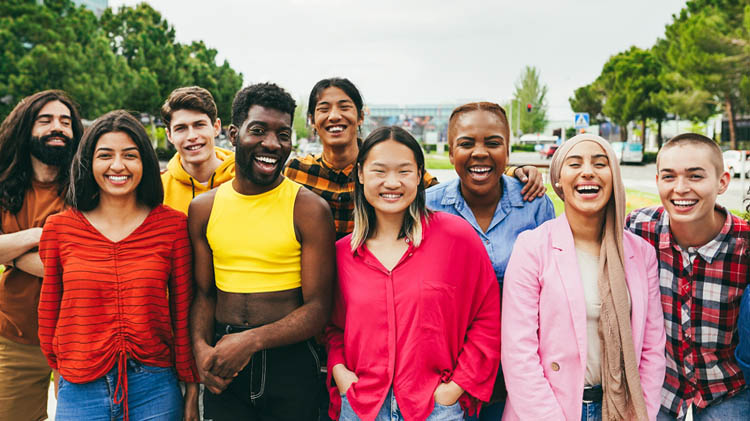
550,134,649,421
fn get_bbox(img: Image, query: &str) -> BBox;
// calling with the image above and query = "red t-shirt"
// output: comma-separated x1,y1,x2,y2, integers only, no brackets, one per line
326,212,501,420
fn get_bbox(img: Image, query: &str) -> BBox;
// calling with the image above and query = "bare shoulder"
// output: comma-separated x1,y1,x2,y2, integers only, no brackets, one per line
294,185,332,219
188,188,219,224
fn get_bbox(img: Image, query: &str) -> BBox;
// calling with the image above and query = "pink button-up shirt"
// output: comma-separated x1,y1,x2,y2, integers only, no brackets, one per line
326,212,501,421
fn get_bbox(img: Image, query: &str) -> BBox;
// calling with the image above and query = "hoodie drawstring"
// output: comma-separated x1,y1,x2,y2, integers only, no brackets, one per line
209,173,216,190
189,177,196,199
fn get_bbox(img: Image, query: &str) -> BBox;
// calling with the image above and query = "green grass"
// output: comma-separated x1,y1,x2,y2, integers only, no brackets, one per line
425,153,454,169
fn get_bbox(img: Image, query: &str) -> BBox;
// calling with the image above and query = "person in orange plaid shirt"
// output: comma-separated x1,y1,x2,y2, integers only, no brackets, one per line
285,77,546,240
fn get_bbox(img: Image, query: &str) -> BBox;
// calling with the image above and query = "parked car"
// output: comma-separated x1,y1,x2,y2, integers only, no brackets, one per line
539,144,558,159
722,150,750,178
611,142,643,164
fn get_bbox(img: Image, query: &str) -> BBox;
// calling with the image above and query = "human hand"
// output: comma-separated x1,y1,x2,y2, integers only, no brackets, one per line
516,165,547,201
211,331,255,378
194,343,233,394
433,381,463,406
331,363,359,396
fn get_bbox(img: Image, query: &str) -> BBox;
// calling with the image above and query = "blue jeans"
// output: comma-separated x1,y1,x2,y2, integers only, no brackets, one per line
339,388,463,421
656,389,750,420
465,400,505,420
56,359,182,421
580,401,602,421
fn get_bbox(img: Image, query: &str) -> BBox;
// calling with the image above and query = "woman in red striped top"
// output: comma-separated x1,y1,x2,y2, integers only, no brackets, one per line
38,110,199,421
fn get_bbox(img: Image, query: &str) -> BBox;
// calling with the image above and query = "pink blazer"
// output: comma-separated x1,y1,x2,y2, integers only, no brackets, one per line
501,216,666,421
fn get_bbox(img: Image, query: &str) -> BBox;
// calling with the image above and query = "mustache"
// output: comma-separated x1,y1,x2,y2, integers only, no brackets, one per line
40,131,73,145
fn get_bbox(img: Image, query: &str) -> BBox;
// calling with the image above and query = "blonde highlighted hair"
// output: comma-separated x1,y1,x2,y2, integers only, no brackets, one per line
350,126,431,251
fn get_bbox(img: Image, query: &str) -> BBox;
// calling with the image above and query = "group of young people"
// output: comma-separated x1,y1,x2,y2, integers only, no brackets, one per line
0,76,746,421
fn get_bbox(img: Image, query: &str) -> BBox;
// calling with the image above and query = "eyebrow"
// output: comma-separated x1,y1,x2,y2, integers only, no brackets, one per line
95,146,139,152
659,167,706,173
36,113,71,120
565,154,608,160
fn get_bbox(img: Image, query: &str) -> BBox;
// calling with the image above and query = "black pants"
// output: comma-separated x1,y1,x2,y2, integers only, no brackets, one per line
203,323,320,421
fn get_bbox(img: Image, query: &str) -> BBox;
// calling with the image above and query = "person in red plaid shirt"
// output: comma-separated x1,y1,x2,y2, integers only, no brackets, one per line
626,133,749,420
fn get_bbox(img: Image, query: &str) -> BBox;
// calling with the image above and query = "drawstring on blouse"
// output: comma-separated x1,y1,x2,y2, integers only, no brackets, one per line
113,351,130,421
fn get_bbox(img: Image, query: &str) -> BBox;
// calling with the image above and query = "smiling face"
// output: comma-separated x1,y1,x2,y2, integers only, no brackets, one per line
656,144,729,226
358,139,421,219
167,109,221,167
92,131,143,201
230,105,293,189
29,100,75,166
559,141,613,219
313,87,363,150
449,110,509,202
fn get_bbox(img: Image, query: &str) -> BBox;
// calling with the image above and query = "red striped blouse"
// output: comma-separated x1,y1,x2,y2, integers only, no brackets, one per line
38,205,199,392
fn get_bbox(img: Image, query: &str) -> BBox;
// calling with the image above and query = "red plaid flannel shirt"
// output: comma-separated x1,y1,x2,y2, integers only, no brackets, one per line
626,206,749,418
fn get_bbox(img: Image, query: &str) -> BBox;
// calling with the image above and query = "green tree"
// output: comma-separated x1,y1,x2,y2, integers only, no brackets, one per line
597,47,667,145
662,1,750,148
513,66,548,134
568,82,605,124
293,99,309,141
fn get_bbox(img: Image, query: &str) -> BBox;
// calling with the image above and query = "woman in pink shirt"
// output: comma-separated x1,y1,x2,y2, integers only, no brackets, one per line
501,134,666,420
326,126,501,421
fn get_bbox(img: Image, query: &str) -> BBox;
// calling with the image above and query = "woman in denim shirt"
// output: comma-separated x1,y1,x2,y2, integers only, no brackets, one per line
425,102,555,420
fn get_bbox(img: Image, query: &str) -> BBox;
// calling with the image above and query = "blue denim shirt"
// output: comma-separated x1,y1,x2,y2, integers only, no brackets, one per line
426,176,555,283
736,285,750,384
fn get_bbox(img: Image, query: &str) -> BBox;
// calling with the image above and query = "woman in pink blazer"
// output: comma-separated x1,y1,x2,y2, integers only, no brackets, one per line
501,134,666,421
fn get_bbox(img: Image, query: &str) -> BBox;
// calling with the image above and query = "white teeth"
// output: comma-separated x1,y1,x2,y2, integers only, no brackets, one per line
381,193,401,199
108,175,127,182
186,144,202,150
673,200,697,206
576,185,600,192
328,126,345,133
255,156,277,164
469,167,491,173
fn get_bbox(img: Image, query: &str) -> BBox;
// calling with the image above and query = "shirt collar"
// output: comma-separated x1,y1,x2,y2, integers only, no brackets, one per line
659,205,732,264
318,154,354,175
440,175,523,208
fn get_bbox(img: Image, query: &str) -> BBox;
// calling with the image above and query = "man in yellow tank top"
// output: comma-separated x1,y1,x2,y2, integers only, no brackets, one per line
189,83,336,421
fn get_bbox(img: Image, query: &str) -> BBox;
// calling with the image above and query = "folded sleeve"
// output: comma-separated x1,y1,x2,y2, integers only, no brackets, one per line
37,217,62,369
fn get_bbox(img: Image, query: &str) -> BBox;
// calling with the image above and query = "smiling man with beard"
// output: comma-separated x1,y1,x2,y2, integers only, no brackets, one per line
0,90,83,421
188,83,336,421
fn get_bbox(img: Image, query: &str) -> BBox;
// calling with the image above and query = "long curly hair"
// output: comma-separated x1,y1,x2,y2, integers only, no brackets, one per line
0,90,83,213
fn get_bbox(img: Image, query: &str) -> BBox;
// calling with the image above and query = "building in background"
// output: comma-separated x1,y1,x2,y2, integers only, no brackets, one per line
363,104,458,145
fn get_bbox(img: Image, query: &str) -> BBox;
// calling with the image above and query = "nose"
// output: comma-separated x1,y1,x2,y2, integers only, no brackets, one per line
383,171,400,188
328,107,341,121
674,176,690,193
111,154,125,171
470,144,489,159
261,132,281,151
187,126,198,140
580,160,595,177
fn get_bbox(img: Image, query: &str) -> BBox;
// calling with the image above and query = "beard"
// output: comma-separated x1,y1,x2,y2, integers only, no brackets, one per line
235,151,284,186
29,132,74,166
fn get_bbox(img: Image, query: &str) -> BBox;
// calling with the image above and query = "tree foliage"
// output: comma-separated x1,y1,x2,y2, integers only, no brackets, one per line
513,66,548,134
0,0,243,122
569,82,605,124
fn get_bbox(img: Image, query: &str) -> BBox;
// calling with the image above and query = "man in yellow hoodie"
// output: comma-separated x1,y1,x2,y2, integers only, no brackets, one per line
161,86,236,214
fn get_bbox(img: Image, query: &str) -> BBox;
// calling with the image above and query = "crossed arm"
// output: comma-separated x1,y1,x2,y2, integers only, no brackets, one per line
0,227,44,277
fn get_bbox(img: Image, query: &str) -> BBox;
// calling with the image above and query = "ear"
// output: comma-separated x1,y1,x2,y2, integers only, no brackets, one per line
165,128,175,145
213,118,222,137
357,110,364,125
448,141,455,166
357,165,365,185
228,125,239,147
717,170,731,195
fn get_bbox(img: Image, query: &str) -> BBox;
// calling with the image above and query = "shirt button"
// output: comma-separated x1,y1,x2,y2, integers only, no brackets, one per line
551,362,560,371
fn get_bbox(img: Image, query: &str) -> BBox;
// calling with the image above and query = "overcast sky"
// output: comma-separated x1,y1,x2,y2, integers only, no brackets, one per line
109,0,686,121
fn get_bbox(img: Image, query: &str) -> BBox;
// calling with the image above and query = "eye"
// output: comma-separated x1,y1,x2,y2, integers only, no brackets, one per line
249,127,264,135
660,174,674,180
279,132,292,141
96,153,111,159
60,119,72,127
315,106,329,114
125,153,139,159
37,118,51,125
568,162,581,168
458,141,473,148
690,174,704,180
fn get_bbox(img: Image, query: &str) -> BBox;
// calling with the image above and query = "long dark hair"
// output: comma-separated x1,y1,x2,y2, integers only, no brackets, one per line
307,77,364,124
0,90,83,213
350,126,429,250
67,110,163,211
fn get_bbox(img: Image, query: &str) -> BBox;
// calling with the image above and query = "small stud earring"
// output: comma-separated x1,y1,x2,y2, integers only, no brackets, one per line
554,182,561,188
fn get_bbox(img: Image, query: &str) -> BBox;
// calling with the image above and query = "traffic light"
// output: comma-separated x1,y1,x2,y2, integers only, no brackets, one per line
526,103,532,113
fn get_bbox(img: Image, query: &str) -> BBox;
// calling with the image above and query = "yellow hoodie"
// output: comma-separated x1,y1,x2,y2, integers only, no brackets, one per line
161,147,235,215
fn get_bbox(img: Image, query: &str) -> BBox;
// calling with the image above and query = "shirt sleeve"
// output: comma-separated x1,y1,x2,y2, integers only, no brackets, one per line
537,195,556,223
168,217,200,383
501,230,566,419
37,217,61,369
451,241,501,403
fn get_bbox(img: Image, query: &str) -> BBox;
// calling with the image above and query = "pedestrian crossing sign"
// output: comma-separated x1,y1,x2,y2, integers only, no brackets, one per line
574,113,590,129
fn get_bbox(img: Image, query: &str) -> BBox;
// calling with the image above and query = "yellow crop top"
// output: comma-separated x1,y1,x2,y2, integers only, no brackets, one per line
206,178,302,293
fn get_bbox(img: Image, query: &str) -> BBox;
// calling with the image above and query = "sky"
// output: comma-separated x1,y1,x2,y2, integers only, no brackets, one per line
108,0,687,121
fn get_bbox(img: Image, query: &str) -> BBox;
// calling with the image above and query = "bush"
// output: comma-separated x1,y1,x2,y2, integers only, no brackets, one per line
511,143,536,152
155,146,175,162
643,152,657,164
